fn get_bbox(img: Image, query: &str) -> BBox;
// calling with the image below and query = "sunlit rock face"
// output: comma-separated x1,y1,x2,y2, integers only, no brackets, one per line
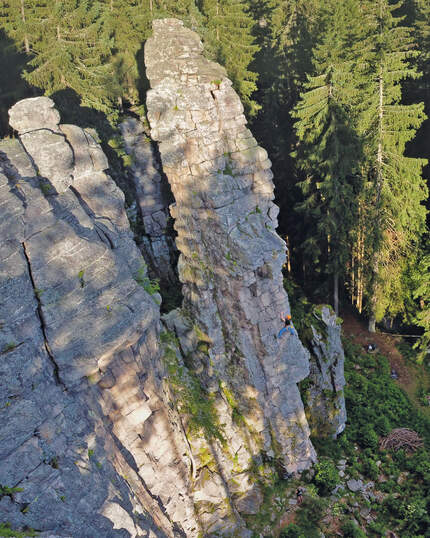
145,18,316,483
0,99,199,537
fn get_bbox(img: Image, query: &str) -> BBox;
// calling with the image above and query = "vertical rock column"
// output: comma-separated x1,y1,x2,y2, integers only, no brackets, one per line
304,306,347,438
145,19,316,473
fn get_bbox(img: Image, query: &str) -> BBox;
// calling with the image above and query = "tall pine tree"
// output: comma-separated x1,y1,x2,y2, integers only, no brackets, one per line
0,0,41,54
99,0,153,106
415,0,430,96
247,0,324,268
412,243,430,362
292,0,363,313
358,0,428,331
153,0,203,28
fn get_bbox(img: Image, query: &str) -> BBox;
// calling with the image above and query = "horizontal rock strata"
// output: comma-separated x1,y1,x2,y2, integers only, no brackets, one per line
145,18,316,532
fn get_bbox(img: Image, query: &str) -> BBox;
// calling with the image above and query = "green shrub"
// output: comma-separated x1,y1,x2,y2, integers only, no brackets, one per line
341,520,367,538
296,496,327,535
401,498,430,533
0,523,37,537
313,458,340,494
367,520,386,535
374,415,391,436
280,524,306,538
134,265,160,296
362,457,379,480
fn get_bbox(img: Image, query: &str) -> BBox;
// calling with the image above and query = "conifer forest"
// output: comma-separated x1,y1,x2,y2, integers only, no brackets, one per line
1,1,430,537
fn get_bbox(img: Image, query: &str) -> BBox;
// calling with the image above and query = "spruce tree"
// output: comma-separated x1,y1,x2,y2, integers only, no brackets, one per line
415,0,430,93
247,0,325,277
412,244,430,362
200,0,260,115
0,0,40,54
22,0,117,116
358,0,428,331
292,0,363,313
153,0,203,28
99,0,153,105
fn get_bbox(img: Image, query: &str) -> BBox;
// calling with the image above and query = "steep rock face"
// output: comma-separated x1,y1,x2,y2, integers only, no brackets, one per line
304,306,347,438
119,117,177,284
0,99,199,537
145,18,316,483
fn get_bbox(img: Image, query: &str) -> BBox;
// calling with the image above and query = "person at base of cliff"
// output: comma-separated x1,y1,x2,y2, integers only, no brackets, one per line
277,312,295,338
296,488,304,504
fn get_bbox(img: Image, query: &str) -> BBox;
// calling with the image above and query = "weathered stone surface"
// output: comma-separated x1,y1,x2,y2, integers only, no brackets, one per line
9,96,61,134
9,98,74,192
145,17,316,531
0,103,200,537
347,479,365,493
119,117,177,283
304,305,347,438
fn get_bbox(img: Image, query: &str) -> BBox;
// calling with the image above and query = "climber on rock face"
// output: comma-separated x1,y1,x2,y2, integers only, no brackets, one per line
277,312,295,338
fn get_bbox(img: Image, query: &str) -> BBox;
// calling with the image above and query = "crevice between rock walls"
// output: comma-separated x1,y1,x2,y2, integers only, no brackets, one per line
21,241,65,390
118,116,181,311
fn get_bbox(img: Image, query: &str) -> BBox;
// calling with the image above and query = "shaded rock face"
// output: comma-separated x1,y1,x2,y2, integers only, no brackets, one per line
304,306,347,438
145,18,316,484
119,117,178,285
0,99,200,537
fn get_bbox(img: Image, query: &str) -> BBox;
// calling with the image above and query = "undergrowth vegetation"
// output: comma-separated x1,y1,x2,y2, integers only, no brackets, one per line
247,337,430,537
0,523,37,537
160,330,224,443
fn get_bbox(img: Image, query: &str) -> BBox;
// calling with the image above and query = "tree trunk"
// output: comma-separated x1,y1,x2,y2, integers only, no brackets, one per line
20,0,30,53
334,271,339,316
368,66,384,332
216,1,219,41
285,235,291,274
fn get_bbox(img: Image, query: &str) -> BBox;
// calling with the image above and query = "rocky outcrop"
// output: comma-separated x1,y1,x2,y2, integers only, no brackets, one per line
145,16,316,515
119,117,177,285
1,21,348,538
0,99,199,537
302,306,347,438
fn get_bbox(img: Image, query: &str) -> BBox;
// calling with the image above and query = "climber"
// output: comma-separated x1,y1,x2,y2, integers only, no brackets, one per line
296,488,304,505
277,312,295,338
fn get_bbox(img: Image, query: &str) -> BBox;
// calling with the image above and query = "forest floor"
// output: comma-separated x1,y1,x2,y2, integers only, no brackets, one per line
341,307,430,418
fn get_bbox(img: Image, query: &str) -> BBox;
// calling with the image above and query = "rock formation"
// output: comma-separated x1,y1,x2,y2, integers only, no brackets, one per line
0,98,198,537
119,117,177,285
145,18,316,480
0,19,347,538
303,306,347,438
